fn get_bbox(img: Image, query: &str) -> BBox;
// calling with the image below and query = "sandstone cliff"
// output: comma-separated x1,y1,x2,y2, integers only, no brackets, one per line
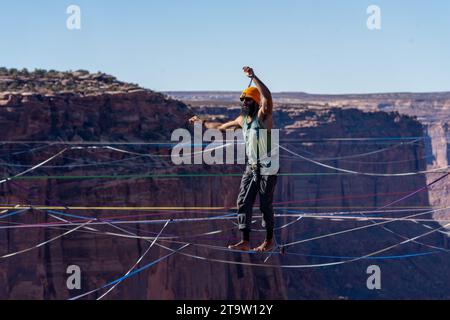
0,71,449,299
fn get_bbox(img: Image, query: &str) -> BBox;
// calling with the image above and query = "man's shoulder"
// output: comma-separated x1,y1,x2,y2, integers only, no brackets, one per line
235,114,244,127
257,110,272,126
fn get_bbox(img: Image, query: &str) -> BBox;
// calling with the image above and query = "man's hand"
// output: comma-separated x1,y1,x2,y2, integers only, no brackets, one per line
243,66,255,78
243,67,274,118
188,115,203,124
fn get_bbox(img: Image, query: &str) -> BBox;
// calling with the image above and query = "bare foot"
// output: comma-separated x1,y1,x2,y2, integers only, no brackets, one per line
228,240,250,251
253,239,274,252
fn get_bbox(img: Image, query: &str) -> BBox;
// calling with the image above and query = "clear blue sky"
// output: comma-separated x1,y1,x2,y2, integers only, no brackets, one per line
0,0,449,93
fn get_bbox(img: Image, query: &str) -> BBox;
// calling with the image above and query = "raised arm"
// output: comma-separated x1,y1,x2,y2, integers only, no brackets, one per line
243,66,273,115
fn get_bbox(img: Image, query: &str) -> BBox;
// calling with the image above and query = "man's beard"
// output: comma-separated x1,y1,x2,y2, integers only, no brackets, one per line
241,102,258,117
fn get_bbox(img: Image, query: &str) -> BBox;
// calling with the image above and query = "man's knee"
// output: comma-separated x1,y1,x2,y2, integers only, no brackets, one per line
237,196,245,208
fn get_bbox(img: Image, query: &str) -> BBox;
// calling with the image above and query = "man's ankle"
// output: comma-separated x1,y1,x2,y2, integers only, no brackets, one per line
266,228,274,242
242,229,250,242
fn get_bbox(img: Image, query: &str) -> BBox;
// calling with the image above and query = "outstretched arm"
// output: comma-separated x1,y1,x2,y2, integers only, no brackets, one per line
188,115,242,132
243,66,273,115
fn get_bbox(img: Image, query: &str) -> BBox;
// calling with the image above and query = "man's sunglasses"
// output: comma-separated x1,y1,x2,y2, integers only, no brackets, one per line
240,97,254,103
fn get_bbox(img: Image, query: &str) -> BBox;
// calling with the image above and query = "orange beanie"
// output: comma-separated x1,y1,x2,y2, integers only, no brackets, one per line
240,86,261,105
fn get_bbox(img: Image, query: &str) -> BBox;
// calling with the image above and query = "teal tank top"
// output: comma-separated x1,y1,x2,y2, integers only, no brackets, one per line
242,115,271,166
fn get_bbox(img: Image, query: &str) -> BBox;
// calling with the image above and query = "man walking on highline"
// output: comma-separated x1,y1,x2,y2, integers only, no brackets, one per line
189,66,278,252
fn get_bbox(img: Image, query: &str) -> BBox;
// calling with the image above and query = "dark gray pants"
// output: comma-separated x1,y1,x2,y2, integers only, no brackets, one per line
237,164,277,233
